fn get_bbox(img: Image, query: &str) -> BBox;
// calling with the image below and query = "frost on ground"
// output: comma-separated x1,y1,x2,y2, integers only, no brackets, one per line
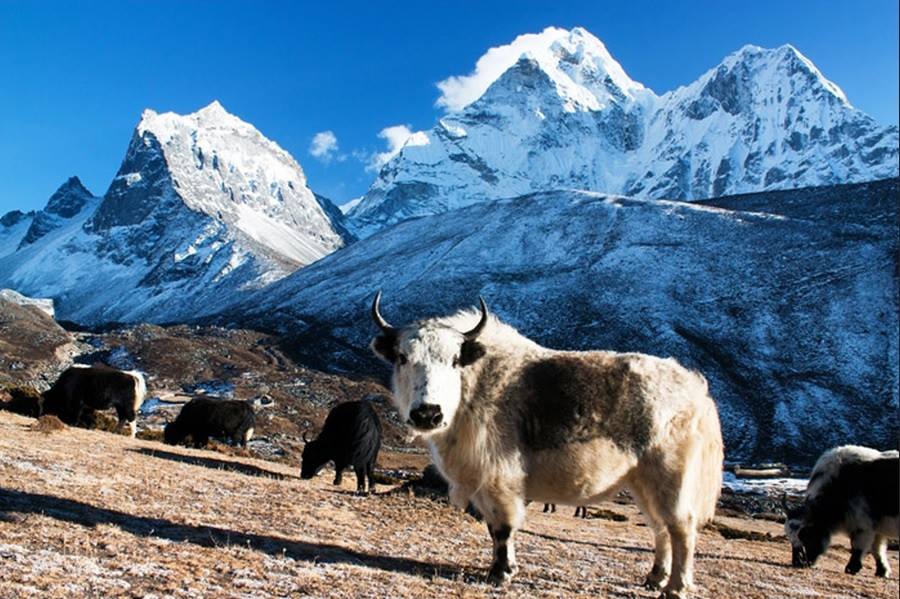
0,411,896,599
722,472,807,496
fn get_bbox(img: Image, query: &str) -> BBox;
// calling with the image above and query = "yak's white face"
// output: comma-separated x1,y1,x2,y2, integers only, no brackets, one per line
372,323,485,437
370,293,489,437
393,327,464,435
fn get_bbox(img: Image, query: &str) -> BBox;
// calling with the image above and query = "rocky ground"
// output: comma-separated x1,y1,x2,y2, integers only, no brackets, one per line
0,309,410,464
1,411,898,599
1,296,897,597
0,297,77,390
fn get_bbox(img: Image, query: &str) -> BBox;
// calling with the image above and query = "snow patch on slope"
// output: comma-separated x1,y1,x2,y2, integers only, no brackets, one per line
0,289,55,318
0,212,33,258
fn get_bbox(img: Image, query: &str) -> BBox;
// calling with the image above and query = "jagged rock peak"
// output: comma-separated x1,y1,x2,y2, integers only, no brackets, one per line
44,176,95,216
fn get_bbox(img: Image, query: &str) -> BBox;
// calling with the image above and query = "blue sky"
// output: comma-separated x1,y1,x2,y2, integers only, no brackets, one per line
1,0,897,213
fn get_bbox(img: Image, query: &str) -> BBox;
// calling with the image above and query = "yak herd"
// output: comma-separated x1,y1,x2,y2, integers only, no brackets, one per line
20,294,898,598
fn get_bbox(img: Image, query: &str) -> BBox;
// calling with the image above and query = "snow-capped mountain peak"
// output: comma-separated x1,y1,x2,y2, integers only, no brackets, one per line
0,102,351,324
18,176,98,249
42,176,94,217
93,101,344,267
730,44,849,104
673,43,851,116
138,100,257,143
195,98,230,117
437,26,649,113
353,28,898,235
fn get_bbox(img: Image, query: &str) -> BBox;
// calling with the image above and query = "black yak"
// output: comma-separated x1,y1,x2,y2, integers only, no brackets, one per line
164,398,255,448
300,400,381,495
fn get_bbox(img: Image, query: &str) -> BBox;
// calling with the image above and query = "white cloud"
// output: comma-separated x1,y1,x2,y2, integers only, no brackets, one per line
309,130,339,162
366,125,429,172
436,27,571,112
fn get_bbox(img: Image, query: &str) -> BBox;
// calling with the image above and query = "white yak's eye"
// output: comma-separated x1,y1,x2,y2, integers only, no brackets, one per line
398,354,408,365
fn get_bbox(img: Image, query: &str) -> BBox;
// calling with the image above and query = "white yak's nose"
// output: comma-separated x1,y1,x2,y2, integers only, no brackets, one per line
408,403,443,429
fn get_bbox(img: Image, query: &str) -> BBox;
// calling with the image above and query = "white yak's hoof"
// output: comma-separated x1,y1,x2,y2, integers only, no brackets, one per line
644,577,664,591
486,563,517,586
643,568,669,590
658,584,692,599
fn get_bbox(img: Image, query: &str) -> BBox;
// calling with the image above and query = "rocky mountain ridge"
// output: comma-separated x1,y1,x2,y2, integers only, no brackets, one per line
349,28,898,236
0,102,351,324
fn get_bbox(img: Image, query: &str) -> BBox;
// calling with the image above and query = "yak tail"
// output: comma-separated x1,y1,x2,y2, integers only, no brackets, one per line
690,394,724,526
239,405,256,444
128,370,147,413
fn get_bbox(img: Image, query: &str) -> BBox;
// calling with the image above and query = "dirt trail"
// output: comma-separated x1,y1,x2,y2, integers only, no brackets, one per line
0,411,896,598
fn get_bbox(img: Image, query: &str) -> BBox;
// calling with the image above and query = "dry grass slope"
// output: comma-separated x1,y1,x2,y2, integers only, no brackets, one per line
0,411,897,598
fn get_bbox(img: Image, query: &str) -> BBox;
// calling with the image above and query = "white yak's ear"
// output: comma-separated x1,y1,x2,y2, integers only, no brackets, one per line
371,332,398,363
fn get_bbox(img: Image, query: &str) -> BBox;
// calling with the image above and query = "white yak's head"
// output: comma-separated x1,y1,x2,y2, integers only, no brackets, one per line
370,292,488,437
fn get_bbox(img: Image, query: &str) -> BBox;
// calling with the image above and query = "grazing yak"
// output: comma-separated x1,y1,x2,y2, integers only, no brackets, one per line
164,398,255,448
40,365,146,437
300,400,382,495
371,293,723,598
783,445,899,577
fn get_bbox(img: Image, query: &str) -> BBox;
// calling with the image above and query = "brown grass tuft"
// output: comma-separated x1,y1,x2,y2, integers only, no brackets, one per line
584,507,628,522
91,412,130,434
136,429,165,442
29,415,66,434
710,519,782,543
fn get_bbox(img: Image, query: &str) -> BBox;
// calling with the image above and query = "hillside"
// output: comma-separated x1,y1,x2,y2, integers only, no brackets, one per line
0,292,76,389
0,311,409,464
223,178,899,465
1,411,897,598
